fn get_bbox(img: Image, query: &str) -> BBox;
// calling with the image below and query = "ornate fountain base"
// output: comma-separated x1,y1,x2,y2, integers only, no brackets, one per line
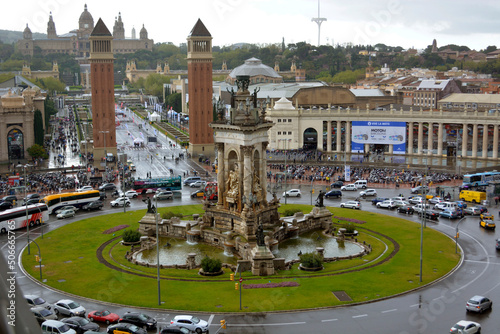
251,245,275,276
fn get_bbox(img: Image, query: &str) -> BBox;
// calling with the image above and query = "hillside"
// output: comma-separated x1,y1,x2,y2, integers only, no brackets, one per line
0,29,46,44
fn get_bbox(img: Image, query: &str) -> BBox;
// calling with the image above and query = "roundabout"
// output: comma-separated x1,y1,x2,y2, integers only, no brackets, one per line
21,204,460,313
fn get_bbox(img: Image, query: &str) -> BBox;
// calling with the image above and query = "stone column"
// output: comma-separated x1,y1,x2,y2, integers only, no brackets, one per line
326,121,332,152
216,143,224,206
493,125,499,159
437,123,443,156
336,121,341,152
388,144,393,154
242,145,253,200
427,122,433,155
261,141,269,201
417,122,424,155
408,122,414,155
345,121,351,153
472,124,478,158
462,123,468,157
482,124,488,159
317,124,324,151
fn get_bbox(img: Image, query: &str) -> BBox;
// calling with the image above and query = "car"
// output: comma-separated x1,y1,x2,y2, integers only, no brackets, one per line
123,190,139,198
428,196,443,204
25,294,52,310
62,316,100,333
119,312,157,330
475,205,488,214
359,189,377,197
99,183,116,191
340,200,361,209
0,201,13,211
77,186,94,192
464,206,482,215
31,306,57,324
57,209,76,219
106,323,146,334
160,325,196,334
154,191,173,200
88,310,119,325
23,198,41,206
408,196,424,205
110,197,131,207
41,320,77,334
434,202,457,211
393,200,410,208
419,210,440,220
413,203,431,214
190,180,207,188
480,218,496,229
82,200,103,211
449,320,481,334
53,299,86,317
324,190,342,199
340,184,357,191
439,210,461,219
330,181,344,188
466,295,492,313
283,189,301,197
456,200,468,209
411,185,429,194
496,239,500,250
371,197,388,205
190,190,205,198
377,200,396,210
55,206,78,214
2,195,18,203
183,177,201,186
397,205,414,215
391,196,406,202
170,315,209,334
480,212,494,220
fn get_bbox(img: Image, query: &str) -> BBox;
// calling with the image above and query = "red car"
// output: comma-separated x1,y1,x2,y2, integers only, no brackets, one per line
88,310,120,324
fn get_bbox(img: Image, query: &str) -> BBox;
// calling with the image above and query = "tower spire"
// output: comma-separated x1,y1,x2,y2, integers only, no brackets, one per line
311,0,326,46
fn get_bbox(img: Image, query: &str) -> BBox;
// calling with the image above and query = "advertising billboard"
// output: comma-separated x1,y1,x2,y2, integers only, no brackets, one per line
351,121,406,154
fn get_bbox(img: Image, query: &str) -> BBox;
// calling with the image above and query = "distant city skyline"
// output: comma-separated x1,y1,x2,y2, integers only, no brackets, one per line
2,0,499,51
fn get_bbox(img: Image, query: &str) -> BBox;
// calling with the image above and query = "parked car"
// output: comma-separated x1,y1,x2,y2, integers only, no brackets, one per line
464,206,482,215
411,185,429,194
283,189,301,197
119,312,157,330
324,190,342,199
77,186,94,192
439,210,461,219
340,201,361,209
82,200,103,211
340,184,357,191
41,320,76,334
330,181,344,188
449,320,481,334
190,190,205,198
190,180,207,188
25,294,52,310
23,198,41,206
31,306,57,323
99,183,116,191
154,191,174,200
359,189,377,197
377,200,397,210
397,205,414,215
57,209,76,219
122,190,139,198
371,197,388,206
110,197,131,207
0,201,13,211
55,206,78,215
87,310,120,325
2,195,18,203
466,295,492,313
160,325,195,334
62,316,100,333
106,323,146,334
53,299,86,317
170,315,209,334
479,218,496,230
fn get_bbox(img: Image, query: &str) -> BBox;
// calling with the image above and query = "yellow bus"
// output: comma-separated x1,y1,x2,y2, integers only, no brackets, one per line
42,190,100,214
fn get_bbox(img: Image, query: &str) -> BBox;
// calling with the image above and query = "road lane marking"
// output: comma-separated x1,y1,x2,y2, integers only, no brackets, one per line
207,314,214,326
321,318,338,322
382,309,397,313
352,314,367,318
410,304,419,308
228,322,306,327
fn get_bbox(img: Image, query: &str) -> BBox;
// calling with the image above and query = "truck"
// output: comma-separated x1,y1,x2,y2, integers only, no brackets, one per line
459,190,486,203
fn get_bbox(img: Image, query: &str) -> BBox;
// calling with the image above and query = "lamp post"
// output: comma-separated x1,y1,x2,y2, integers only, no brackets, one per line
100,130,110,181
29,239,43,281
154,195,161,305
17,164,32,254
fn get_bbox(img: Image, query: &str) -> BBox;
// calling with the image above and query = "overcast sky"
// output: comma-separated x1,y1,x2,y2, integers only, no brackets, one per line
2,0,499,50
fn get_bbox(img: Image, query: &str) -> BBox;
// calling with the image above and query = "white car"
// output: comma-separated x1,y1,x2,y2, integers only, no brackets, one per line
190,180,207,188
408,196,424,205
56,209,76,219
110,197,131,207
53,299,86,317
55,206,78,215
359,189,377,197
77,186,93,192
377,200,397,210
170,315,209,333
340,201,361,209
283,189,301,197
340,184,357,191
450,320,481,334
154,191,173,200
122,190,138,198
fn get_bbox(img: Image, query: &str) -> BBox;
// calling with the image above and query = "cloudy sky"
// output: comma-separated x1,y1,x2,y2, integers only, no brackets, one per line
2,0,499,50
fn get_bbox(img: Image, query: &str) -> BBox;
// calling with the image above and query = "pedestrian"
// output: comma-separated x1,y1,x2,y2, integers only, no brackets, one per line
495,197,499,206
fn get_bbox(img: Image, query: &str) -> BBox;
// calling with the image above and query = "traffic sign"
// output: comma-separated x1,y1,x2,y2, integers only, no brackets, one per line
239,277,243,283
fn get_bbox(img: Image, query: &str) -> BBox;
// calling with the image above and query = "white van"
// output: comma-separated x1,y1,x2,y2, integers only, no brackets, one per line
435,201,458,211
354,180,368,189
41,320,76,334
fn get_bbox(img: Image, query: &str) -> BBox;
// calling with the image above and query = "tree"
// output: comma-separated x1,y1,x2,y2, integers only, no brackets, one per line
27,144,48,160
33,110,44,146
36,77,66,94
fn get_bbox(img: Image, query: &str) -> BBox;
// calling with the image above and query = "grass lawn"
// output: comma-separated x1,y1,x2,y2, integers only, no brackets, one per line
21,204,460,312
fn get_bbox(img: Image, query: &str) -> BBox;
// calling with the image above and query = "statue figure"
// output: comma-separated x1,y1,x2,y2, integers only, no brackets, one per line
315,190,325,208
145,197,155,213
256,223,265,246
253,170,263,202
225,164,239,203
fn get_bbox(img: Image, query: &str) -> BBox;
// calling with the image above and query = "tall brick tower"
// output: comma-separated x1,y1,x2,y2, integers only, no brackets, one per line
187,19,214,158
89,18,117,164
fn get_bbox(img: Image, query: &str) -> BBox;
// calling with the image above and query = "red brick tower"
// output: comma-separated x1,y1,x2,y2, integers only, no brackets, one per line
187,19,214,158
89,18,117,163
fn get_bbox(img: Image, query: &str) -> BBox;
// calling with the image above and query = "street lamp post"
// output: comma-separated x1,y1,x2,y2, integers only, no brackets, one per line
100,130,110,182
28,239,43,281
155,196,161,305
17,164,32,254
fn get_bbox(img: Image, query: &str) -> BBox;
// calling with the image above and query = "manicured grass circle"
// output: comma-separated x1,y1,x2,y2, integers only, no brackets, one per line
21,205,460,312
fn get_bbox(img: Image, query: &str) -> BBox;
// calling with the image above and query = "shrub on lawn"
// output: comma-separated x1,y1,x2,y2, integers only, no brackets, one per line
299,252,323,268
162,211,183,220
282,208,303,217
343,223,356,234
201,257,222,273
122,229,141,243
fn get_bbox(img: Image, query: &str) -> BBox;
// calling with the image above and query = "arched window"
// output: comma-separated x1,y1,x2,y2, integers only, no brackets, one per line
7,129,24,160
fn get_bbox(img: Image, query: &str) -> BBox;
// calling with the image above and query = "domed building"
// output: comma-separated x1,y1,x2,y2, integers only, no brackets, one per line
17,4,153,59
226,58,283,84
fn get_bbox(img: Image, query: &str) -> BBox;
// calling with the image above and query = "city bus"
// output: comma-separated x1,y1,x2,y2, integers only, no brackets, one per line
204,182,218,201
42,190,100,214
462,171,500,187
132,176,182,194
0,203,49,233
